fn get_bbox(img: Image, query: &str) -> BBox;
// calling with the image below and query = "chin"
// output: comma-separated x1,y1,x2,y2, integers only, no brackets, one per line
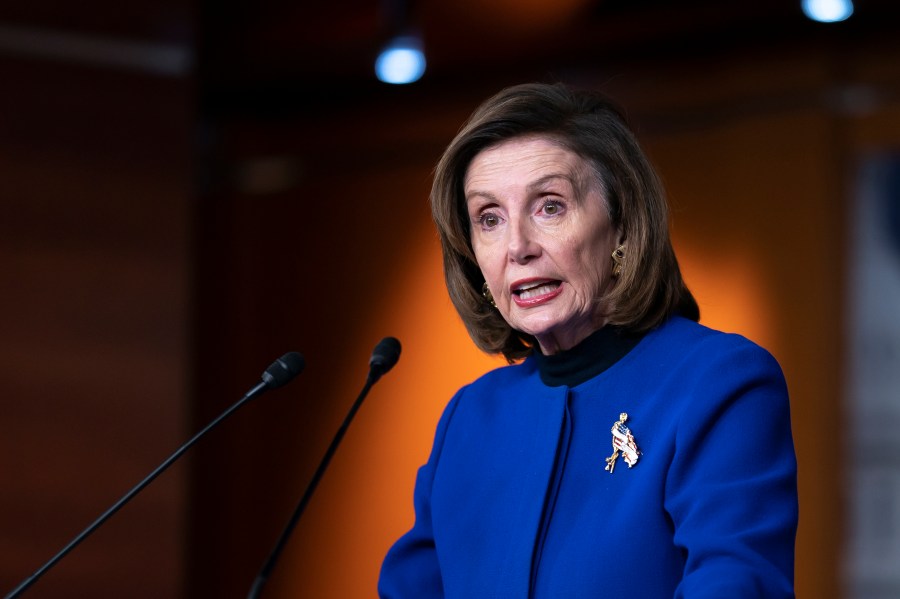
513,318,564,341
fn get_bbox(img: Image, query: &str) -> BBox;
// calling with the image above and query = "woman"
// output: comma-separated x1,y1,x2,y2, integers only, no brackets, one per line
379,82,797,598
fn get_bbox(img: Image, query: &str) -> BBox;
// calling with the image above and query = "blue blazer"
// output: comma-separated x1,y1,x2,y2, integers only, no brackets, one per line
379,317,798,598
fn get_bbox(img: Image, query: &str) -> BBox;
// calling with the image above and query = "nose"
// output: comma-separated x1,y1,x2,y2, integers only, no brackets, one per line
507,217,541,264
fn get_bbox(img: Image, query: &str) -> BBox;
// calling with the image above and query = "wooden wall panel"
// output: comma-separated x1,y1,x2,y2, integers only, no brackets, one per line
0,58,191,597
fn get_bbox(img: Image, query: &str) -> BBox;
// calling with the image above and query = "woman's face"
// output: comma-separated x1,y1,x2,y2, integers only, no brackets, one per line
464,136,622,355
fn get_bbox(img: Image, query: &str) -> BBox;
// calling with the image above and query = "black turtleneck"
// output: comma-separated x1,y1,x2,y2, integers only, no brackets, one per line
531,326,645,387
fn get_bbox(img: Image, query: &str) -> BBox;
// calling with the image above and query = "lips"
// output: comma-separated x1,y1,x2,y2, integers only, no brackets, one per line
511,279,563,306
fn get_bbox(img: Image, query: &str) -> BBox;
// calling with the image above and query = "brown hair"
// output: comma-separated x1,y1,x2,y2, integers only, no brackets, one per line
432,82,698,361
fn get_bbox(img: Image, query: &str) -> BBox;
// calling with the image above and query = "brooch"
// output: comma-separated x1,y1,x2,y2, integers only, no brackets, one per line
604,412,641,473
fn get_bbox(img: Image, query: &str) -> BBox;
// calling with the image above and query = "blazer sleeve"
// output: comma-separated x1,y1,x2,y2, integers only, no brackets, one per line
378,390,464,599
665,337,799,598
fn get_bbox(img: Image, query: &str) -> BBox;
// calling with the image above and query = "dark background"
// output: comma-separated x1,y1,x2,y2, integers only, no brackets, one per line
3,0,899,597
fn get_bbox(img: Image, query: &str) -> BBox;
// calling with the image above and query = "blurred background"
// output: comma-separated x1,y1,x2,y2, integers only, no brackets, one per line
2,0,899,597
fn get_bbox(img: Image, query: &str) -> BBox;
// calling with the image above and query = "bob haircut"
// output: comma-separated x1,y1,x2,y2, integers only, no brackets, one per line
432,82,699,361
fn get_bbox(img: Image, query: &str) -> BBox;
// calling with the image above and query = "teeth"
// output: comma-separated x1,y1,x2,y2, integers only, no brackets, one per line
518,282,559,300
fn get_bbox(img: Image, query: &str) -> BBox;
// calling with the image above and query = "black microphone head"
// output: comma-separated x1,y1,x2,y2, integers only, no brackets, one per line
369,337,401,377
261,351,305,389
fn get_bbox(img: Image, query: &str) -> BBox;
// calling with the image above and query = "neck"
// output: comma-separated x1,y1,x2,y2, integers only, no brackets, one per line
532,325,645,387
534,318,609,355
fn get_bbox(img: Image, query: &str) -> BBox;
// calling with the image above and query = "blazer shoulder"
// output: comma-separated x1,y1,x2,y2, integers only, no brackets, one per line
657,316,782,369
462,357,539,392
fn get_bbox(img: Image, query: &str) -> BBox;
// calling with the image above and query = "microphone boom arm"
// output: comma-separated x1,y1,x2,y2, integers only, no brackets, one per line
247,337,400,598
5,352,304,599
247,375,376,599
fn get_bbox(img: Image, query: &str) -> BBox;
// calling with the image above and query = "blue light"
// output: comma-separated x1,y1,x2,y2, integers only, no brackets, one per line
801,0,854,23
375,37,426,84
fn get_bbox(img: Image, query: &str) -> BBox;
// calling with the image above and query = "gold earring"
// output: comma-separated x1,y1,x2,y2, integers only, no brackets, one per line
611,245,625,277
481,282,497,308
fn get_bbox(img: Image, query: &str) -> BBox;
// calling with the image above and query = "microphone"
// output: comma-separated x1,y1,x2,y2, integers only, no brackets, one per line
5,352,305,599
255,351,306,394
368,336,402,383
247,337,401,599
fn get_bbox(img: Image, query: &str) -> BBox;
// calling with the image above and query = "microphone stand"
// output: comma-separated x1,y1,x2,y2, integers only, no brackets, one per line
5,352,304,599
247,362,390,598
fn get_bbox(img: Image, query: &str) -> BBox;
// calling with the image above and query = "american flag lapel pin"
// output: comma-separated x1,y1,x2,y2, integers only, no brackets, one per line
604,412,641,473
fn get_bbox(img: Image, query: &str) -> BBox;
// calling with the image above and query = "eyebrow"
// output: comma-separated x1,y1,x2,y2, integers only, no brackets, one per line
525,173,576,193
465,172,576,203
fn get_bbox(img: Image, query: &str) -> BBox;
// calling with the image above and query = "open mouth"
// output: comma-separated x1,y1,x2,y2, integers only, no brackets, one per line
513,280,561,301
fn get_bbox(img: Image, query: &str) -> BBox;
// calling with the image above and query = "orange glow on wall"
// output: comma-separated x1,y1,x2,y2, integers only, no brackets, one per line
677,243,775,352
275,225,502,598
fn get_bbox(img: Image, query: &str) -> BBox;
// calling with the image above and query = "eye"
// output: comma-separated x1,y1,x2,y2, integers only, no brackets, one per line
479,212,501,229
540,200,563,216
